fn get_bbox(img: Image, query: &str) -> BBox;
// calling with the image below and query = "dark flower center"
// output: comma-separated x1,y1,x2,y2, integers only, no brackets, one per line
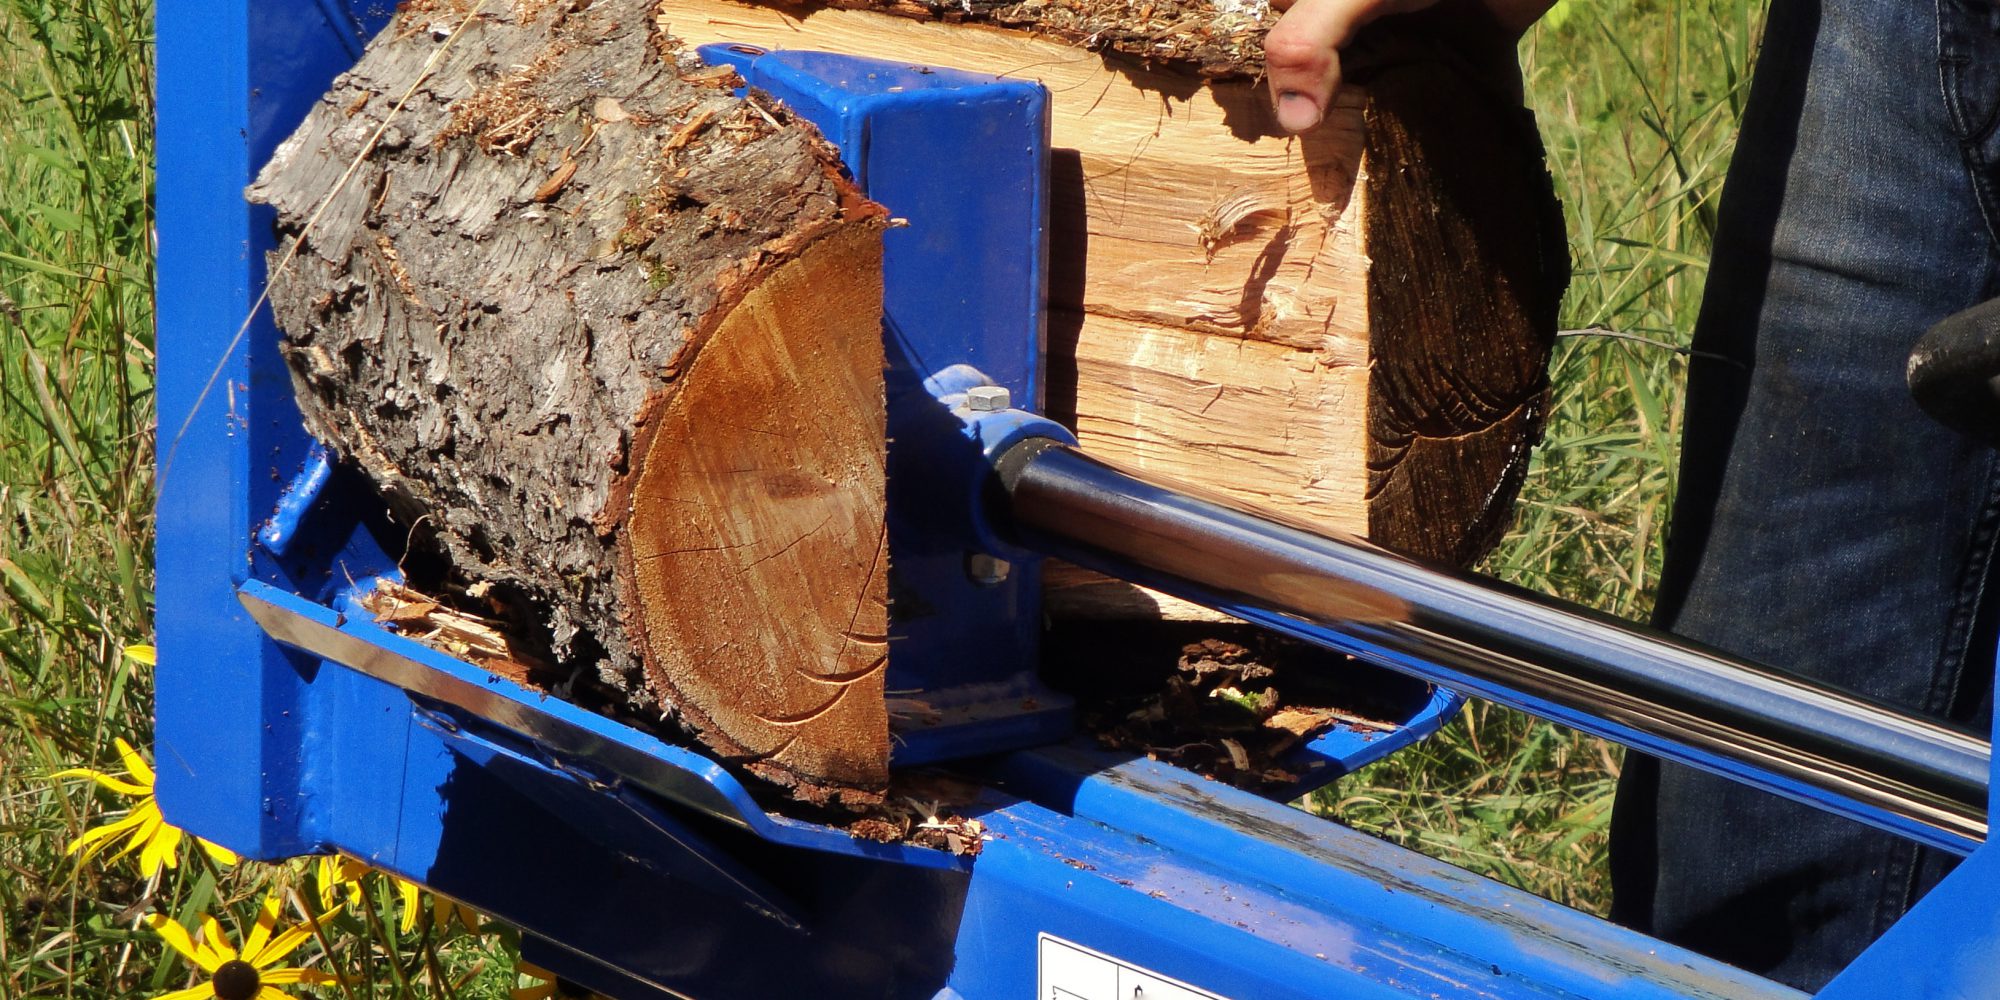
211,959,261,1000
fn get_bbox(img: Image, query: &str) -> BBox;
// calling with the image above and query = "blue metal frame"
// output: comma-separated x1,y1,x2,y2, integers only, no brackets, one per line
156,5,2000,998
697,43,1077,763
155,0,395,862
1815,667,2000,998
514,743,1808,1000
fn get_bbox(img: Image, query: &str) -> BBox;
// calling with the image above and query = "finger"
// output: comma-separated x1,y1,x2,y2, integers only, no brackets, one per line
1264,0,1370,132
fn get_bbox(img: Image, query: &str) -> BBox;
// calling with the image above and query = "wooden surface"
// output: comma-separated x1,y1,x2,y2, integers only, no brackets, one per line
1353,14,1567,565
662,0,1565,614
622,224,891,799
662,0,1373,618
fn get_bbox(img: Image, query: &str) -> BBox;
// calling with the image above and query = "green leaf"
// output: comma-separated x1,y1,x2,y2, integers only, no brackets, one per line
36,202,83,232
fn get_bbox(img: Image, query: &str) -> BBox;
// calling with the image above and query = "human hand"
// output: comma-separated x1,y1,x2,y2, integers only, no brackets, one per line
1265,0,1551,132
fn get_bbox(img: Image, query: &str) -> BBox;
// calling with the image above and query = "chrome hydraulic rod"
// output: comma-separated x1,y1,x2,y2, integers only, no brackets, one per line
994,439,1991,853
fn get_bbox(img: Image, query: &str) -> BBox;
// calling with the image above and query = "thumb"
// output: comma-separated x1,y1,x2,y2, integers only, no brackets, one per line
1264,0,1433,132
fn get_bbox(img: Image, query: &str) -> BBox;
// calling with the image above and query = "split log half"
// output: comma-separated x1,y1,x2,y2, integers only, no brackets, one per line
652,0,1567,619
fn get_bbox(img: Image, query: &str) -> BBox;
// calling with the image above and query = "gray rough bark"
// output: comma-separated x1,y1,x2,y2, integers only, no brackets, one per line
251,0,893,806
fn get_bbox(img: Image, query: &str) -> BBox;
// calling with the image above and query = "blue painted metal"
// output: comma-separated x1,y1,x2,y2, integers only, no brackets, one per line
940,746,1808,1000
508,744,1806,1000
1286,682,1460,793
257,442,334,556
155,0,394,861
1817,652,2000,999
236,580,969,870
696,43,1076,763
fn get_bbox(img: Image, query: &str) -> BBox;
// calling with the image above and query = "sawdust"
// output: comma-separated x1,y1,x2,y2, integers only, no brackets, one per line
1054,628,1408,793
434,41,569,154
360,579,991,855
846,807,988,855
840,772,989,855
362,579,558,689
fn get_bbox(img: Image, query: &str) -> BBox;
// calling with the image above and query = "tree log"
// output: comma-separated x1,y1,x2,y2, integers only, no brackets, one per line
251,0,1564,805
252,0,893,806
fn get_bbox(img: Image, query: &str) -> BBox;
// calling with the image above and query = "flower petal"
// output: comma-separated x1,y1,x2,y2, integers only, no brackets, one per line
124,644,156,666
196,913,236,964
107,803,165,862
113,738,156,787
248,924,317,970
241,892,282,961
197,837,239,867
138,819,184,879
51,767,150,797
434,895,482,935
68,811,146,860
149,983,218,1000
256,988,296,1000
146,914,220,972
259,969,338,986
314,856,368,913
396,878,421,934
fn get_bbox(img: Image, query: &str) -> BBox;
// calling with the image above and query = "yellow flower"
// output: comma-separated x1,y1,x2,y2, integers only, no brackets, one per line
431,892,483,936
311,855,370,915
512,962,599,1000
145,892,338,1000
125,644,157,666
55,737,237,877
312,855,450,935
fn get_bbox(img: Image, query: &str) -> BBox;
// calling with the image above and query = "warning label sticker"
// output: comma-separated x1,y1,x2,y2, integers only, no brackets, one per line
1037,934,1230,1000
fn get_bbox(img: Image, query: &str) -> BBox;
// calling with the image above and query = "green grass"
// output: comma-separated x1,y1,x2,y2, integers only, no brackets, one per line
0,0,1765,992
0,4,519,998
1,0,162,989
1317,0,1767,915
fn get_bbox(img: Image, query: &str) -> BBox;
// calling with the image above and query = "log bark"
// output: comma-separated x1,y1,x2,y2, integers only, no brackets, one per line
251,0,893,806
252,0,1564,805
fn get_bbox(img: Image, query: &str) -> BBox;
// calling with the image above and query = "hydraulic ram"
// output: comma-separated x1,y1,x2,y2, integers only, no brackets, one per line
995,439,1991,853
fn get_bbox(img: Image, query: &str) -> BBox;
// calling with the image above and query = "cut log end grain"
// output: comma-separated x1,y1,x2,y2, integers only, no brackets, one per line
620,223,891,804
1357,17,1568,566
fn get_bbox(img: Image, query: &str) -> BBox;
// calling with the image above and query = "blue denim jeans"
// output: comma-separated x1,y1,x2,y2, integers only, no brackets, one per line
1606,0,2000,991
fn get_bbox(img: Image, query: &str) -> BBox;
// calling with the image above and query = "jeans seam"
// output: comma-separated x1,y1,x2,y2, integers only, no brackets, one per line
1876,838,1922,942
1925,450,2000,716
1941,0,2000,250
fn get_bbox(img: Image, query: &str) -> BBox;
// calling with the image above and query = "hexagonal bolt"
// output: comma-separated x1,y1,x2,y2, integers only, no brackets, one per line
965,385,1012,412
965,552,1012,586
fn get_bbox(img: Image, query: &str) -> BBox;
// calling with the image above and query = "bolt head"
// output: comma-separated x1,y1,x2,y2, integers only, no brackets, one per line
965,385,1012,412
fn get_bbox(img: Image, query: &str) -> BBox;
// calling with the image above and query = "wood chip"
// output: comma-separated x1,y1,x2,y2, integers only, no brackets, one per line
592,96,632,122
1220,737,1251,772
531,158,578,202
677,63,741,88
662,105,718,152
